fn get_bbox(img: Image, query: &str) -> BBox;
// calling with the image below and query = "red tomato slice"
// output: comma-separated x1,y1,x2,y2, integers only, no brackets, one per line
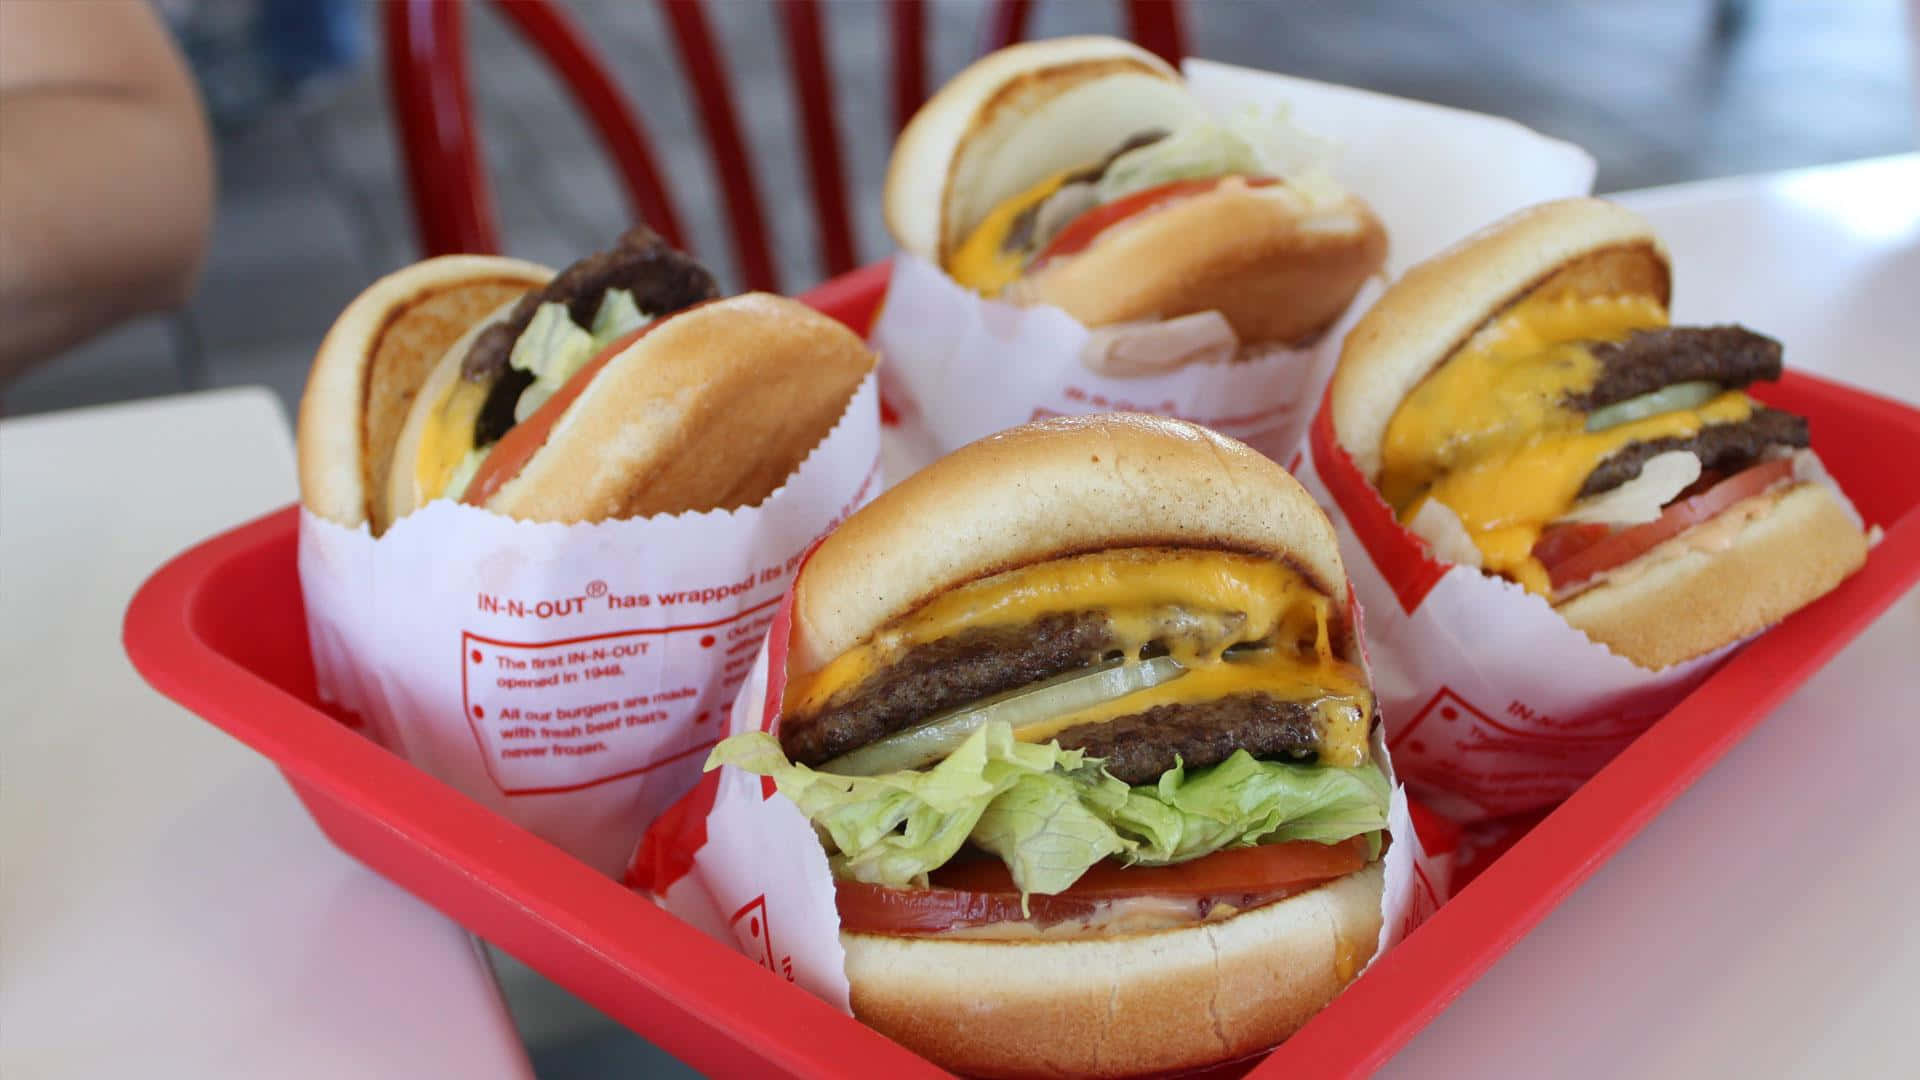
460,323,658,506
836,837,1368,935
1531,522,1610,571
1035,176,1280,264
461,300,718,506
1538,458,1796,590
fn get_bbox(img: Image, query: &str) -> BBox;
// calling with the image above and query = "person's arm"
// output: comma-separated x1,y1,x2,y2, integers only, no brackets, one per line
0,0,214,379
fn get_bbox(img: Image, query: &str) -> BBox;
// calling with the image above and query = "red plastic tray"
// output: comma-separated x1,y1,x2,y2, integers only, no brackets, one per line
125,264,1920,1078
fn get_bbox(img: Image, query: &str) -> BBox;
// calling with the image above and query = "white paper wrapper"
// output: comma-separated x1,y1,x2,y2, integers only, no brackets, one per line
300,375,883,876
1292,402,1747,823
871,58,1595,476
631,582,1448,1018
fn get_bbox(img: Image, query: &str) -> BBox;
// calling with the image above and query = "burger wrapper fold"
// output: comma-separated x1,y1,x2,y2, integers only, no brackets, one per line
298,374,883,876
1291,397,1747,825
627,575,1453,1019
873,58,1595,475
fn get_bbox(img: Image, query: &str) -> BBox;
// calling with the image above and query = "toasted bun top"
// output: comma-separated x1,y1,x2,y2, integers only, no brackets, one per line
790,413,1351,676
1330,197,1670,480
476,293,875,523
884,36,1199,264
297,254,551,527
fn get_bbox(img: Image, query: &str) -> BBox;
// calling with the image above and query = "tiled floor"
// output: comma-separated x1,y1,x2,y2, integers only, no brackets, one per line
4,0,1913,421
7,1,1913,1076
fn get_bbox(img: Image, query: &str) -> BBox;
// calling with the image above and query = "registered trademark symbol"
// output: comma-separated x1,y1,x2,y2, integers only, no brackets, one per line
585,580,608,597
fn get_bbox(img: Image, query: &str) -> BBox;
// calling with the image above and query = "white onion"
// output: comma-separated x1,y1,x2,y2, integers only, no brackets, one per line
819,656,1187,777
1585,381,1719,432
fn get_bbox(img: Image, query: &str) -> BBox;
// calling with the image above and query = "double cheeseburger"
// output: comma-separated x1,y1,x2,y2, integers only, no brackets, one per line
298,229,875,532
1332,197,1868,667
885,36,1386,375
710,414,1390,1078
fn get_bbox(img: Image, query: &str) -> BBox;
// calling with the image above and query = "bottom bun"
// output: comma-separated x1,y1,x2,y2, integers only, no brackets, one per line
1559,481,1868,670
842,861,1384,1079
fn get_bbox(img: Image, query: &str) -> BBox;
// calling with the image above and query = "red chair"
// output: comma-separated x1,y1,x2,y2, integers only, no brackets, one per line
386,0,1187,294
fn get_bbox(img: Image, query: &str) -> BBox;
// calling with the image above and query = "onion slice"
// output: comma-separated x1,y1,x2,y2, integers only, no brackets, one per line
1585,380,1719,432
819,657,1188,777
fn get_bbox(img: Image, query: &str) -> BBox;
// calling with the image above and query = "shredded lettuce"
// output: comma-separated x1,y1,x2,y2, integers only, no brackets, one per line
504,289,652,423
706,721,1389,897
440,446,488,501
510,302,596,383
589,287,648,347
1095,105,1341,208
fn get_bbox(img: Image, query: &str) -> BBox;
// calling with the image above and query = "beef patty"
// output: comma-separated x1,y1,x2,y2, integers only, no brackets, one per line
460,226,719,384
1050,693,1339,784
1566,325,1782,412
780,611,1117,767
1579,407,1807,498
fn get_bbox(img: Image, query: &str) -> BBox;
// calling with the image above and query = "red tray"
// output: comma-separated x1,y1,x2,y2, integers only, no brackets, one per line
125,264,1920,1078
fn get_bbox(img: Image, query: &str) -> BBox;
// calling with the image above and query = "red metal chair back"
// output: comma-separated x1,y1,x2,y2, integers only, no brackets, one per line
385,0,1187,293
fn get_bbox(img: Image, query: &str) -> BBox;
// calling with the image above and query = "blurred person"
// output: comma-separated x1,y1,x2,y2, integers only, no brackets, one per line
0,0,214,380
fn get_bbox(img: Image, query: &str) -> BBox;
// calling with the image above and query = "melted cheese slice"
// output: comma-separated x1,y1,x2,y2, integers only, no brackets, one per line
1379,292,1756,594
945,169,1072,295
413,378,491,504
785,548,1373,767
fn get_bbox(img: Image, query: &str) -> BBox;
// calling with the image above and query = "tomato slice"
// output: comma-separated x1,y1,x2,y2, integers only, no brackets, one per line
1034,176,1280,264
1531,522,1610,571
836,837,1369,936
461,300,721,507
1537,458,1796,591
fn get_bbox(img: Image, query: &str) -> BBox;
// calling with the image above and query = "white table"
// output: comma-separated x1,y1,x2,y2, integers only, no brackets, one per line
0,389,533,1079
1381,154,1920,1077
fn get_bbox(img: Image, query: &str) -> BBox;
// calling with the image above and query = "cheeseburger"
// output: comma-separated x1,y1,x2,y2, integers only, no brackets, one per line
298,228,875,532
1332,197,1867,668
885,36,1386,375
710,414,1390,1078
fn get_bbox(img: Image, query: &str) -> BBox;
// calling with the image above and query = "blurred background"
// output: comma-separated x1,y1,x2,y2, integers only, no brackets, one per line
2,0,1914,423
1,0,1914,1073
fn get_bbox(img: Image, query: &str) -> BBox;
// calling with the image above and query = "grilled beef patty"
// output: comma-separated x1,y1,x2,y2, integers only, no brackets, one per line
1050,693,1335,784
780,611,1117,766
460,226,719,384
1566,326,1783,412
1579,407,1807,498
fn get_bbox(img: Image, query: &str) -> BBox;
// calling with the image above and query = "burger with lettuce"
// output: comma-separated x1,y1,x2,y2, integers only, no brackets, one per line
708,413,1391,1078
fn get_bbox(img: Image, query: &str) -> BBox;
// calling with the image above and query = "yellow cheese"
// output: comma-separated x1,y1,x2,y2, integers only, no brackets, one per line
784,548,1372,764
1377,292,1759,594
945,169,1072,295
414,377,491,503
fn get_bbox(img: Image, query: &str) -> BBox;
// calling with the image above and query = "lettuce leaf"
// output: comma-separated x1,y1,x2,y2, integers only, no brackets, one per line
1095,106,1343,210
706,721,1388,896
509,302,596,384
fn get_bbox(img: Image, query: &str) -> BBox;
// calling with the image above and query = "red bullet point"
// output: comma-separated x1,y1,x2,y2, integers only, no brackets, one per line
700,635,716,648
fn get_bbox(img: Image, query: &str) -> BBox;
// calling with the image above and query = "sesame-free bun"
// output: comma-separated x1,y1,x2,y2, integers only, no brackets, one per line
842,860,1384,1079
1326,196,1867,667
387,292,876,526
885,36,1386,345
297,255,552,529
1559,481,1868,669
1331,197,1669,481
885,37,1194,264
788,413,1353,678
